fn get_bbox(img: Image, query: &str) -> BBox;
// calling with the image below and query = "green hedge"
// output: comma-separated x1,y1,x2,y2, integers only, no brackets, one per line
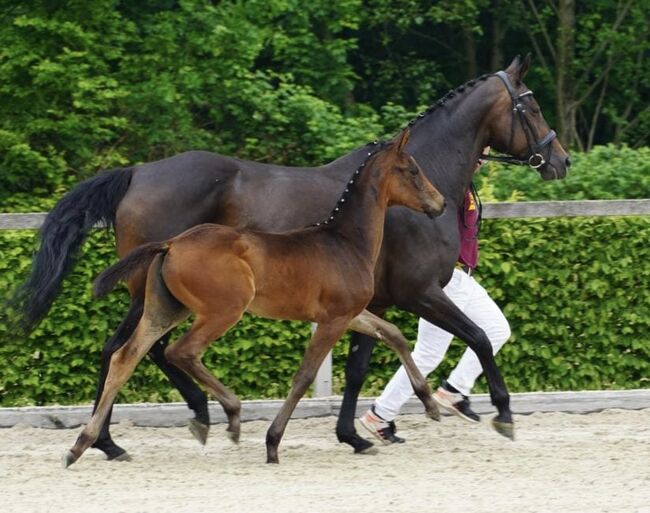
1,146,649,406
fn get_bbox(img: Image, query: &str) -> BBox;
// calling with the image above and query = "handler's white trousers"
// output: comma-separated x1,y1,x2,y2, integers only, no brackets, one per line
374,268,511,421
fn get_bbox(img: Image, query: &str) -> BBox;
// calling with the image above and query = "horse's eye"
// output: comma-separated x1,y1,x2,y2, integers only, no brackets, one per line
410,166,419,175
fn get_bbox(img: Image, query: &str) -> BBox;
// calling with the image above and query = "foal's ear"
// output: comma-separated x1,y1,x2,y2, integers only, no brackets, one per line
395,129,410,154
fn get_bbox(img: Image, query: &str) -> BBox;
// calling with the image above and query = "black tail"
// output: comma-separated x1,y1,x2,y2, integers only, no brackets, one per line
93,242,169,298
8,167,133,333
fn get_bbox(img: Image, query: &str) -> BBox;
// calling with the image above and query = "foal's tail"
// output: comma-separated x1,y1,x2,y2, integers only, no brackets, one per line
93,242,169,298
7,167,133,333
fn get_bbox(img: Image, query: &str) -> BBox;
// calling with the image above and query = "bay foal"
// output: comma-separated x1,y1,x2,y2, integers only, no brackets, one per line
63,130,445,466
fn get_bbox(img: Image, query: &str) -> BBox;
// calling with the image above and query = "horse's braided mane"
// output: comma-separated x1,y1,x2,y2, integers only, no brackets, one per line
406,73,492,129
311,73,492,228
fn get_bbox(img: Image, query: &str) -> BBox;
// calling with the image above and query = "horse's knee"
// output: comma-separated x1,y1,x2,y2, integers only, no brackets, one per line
467,327,493,359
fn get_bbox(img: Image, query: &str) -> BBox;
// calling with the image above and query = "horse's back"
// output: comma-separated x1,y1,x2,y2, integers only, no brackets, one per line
115,150,355,256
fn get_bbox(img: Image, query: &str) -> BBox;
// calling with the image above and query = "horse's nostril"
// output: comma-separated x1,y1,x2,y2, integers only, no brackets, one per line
443,200,448,210
565,156,572,167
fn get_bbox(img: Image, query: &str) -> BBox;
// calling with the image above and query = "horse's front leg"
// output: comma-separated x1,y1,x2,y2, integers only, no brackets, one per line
406,290,514,439
334,332,377,454
349,311,440,421
266,317,350,464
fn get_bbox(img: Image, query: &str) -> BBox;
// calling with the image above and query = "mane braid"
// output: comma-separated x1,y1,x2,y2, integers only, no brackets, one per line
312,140,387,227
406,73,494,129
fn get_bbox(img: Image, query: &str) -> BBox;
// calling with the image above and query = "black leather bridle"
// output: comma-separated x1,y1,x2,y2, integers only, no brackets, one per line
481,70,557,169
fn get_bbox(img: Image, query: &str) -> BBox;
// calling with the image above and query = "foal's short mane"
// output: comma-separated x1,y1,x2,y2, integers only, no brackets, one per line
313,140,389,227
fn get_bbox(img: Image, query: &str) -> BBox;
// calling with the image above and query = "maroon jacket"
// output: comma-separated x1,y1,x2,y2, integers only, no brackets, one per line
457,185,480,269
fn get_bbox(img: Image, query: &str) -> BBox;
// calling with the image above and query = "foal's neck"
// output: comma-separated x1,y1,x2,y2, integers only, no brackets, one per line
321,156,393,266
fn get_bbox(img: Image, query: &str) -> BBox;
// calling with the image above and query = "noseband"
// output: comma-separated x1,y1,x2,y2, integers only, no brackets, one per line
481,70,557,169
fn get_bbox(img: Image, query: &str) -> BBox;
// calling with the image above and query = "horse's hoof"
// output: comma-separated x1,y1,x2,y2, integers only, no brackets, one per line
351,437,375,454
62,450,77,469
226,428,240,444
492,418,515,440
110,451,132,462
356,445,380,455
188,418,210,446
104,446,129,461
266,453,279,464
92,440,128,461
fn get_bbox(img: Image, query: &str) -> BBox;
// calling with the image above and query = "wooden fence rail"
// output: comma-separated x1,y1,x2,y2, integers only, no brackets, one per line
2,199,649,397
2,199,650,230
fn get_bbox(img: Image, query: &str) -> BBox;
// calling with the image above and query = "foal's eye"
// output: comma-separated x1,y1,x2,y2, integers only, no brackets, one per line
409,166,419,175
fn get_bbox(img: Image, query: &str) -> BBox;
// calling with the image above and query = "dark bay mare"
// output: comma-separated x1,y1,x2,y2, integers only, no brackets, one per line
12,55,570,458
62,132,446,467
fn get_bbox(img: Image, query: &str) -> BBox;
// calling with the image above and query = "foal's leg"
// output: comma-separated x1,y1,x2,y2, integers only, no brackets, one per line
266,316,350,464
349,310,440,421
91,300,143,460
63,315,182,467
164,313,244,444
63,255,190,467
91,303,209,459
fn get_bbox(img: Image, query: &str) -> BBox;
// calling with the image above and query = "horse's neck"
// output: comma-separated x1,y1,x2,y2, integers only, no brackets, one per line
326,161,390,265
407,85,495,205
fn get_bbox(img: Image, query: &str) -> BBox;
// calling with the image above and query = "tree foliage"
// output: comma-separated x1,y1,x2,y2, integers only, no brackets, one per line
1,0,647,200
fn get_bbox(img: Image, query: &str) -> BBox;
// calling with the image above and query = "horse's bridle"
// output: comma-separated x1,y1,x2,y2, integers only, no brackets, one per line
480,70,557,169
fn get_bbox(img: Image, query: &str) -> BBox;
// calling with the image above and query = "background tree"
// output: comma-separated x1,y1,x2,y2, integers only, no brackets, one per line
0,0,647,202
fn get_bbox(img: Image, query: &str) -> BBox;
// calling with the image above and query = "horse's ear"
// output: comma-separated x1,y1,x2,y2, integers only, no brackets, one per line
505,55,522,75
395,129,410,154
505,54,531,84
519,53,532,80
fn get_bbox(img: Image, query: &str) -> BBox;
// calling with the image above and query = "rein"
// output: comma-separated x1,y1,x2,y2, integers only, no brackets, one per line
480,70,557,169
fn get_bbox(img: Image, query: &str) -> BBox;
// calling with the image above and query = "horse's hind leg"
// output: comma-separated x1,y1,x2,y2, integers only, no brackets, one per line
266,317,350,464
147,334,210,444
349,310,440,421
164,311,244,444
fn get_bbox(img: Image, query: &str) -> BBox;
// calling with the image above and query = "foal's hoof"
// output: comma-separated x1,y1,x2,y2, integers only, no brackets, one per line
426,404,441,422
62,450,77,469
492,418,515,440
226,428,240,444
188,418,210,446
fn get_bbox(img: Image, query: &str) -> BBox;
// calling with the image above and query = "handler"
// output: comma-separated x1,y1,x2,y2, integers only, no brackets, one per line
360,148,511,443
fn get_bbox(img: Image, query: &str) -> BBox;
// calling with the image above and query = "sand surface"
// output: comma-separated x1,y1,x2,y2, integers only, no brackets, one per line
1,409,649,513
